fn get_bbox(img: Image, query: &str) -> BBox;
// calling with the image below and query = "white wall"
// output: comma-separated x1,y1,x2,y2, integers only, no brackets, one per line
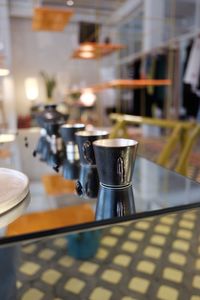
2,76,17,129
10,18,100,116
0,0,16,130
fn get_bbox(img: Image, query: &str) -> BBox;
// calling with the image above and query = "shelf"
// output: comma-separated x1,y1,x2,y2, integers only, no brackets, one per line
32,6,74,31
82,79,172,93
72,42,125,59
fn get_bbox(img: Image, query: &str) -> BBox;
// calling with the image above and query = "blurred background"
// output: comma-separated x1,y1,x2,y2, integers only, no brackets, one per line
1,0,200,179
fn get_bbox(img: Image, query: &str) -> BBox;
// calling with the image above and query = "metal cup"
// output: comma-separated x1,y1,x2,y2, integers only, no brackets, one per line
60,124,85,144
60,124,85,166
75,130,109,165
93,138,138,187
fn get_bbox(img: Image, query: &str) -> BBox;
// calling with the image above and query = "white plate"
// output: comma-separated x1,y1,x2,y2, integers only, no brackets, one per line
0,194,30,229
0,168,29,214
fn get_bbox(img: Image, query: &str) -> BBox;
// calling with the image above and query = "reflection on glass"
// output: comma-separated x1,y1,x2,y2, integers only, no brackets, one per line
5,127,200,246
76,164,99,198
96,184,135,220
62,158,80,180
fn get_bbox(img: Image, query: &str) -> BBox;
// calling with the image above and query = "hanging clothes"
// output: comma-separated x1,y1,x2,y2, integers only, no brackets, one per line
182,39,200,119
184,36,200,88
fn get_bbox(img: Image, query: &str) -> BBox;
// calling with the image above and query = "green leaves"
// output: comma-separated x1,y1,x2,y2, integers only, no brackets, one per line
40,71,56,99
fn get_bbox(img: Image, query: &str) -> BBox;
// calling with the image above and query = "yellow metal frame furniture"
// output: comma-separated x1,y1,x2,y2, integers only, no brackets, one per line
109,113,195,176
175,124,200,176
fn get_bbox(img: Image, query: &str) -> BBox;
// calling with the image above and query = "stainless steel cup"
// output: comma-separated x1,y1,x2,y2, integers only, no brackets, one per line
93,138,138,187
60,124,85,143
75,130,108,198
60,124,85,179
75,130,109,165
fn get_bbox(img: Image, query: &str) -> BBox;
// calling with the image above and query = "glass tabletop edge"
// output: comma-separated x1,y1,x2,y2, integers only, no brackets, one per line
1,201,200,247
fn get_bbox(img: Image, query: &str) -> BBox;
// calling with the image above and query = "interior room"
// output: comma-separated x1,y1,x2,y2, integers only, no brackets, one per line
0,0,200,299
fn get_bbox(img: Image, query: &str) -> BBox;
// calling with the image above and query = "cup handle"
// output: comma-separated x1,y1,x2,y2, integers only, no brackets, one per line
82,141,93,164
117,156,125,183
76,180,83,196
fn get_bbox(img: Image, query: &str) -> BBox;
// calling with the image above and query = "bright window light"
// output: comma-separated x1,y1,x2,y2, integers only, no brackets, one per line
25,77,39,101
0,68,9,76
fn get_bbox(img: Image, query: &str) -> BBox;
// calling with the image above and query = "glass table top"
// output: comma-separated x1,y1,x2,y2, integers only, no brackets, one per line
0,128,200,246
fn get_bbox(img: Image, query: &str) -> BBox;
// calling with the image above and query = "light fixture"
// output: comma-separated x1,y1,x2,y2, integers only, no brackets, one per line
72,42,125,59
79,44,94,52
0,68,9,76
78,51,95,59
79,79,172,93
66,0,74,6
80,90,96,106
25,77,39,101
32,6,74,31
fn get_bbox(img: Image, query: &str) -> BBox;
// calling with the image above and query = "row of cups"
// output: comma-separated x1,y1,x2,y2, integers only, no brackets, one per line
60,123,138,188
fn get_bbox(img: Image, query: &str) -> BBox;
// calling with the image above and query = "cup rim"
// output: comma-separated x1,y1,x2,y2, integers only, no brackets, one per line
61,123,85,129
93,138,138,148
75,130,109,137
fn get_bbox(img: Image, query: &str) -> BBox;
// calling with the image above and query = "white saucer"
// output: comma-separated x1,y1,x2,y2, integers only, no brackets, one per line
0,168,29,214
0,194,30,229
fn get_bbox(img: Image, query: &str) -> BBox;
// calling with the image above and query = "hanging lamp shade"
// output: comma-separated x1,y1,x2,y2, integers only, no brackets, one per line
79,79,172,93
72,42,125,59
32,6,74,31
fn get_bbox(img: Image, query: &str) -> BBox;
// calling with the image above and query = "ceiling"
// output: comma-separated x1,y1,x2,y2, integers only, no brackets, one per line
41,0,126,13
166,0,196,19
8,0,199,31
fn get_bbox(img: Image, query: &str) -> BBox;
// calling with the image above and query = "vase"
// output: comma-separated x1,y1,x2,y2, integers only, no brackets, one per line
67,231,101,260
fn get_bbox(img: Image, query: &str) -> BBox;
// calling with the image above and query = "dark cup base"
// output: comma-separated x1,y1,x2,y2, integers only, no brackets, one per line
95,183,136,220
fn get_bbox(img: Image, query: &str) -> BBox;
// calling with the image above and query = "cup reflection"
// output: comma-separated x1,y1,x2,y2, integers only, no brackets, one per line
95,184,135,220
76,164,99,199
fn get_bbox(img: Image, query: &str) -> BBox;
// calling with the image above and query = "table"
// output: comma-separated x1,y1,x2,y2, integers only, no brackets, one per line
1,129,200,299
1,128,200,246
